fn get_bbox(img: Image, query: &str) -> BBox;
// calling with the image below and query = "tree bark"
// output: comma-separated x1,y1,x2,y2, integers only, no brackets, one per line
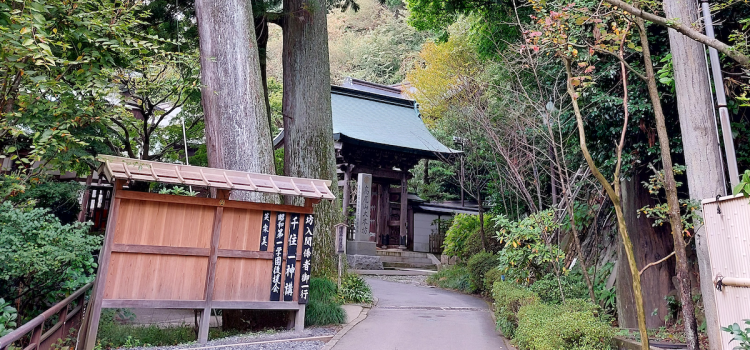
635,18,699,350
195,0,277,202
282,0,341,277
255,15,273,139
661,0,726,347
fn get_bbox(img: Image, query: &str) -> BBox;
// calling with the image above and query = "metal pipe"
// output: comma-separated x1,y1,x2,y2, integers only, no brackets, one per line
719,276,750,288
701,0,740,189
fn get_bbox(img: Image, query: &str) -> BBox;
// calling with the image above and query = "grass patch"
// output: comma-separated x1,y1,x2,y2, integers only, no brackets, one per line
338,273,373,304
427,264,474,293
305,277,345,326
96,310,250,348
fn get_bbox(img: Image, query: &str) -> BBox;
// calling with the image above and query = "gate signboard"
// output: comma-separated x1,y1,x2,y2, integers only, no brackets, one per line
79,156,334,350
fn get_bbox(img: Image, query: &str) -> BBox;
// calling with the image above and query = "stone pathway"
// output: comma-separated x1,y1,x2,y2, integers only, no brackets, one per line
331,278,508,350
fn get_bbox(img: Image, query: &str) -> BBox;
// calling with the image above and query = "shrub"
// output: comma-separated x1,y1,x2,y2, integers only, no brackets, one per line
529,272,588,305
0,202,100,320
305,278,345,326
467,252,498,294
427,264,474,293
484,267,504,292
493,210,564,283
443,214,481,260
492,281,539,338
338,274,373,304
514,299,614,350
0,298,18,337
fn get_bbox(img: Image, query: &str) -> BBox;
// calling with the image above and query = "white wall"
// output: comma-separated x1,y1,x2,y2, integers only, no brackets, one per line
413,213,441,253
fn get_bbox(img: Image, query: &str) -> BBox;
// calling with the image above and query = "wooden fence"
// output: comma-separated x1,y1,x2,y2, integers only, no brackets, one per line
0,283,91,350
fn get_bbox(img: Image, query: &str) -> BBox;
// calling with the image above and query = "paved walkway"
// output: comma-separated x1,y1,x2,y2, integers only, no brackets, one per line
331,278,508,350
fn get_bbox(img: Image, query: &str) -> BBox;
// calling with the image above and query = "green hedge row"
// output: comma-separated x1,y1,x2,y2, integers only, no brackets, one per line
492,281,614,350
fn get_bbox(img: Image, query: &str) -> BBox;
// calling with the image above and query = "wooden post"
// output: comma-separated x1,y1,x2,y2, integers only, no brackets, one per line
77,175,93,222
83,180,124,350
198,191,226,344
399,172,408,249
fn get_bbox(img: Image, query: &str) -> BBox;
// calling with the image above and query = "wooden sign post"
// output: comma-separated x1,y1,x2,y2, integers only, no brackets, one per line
334,223,347,287
79,156,334,350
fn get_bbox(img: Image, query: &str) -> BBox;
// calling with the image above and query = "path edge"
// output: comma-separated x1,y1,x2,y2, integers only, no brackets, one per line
485,298,517,350
321,297,378,350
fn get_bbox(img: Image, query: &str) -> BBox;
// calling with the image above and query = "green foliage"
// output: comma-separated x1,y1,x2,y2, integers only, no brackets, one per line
492,280,539,338
529,272,588,305
338,274,373,304
0,202,100,320
0,0,170,173
638,164,703,233
515,300,614,350
467,251,498,294
484,267,505,292
443,214,482,260
734,170,750,201
723,320,750,350
305,278,345,326
0,298,18,337
492,210,564,284
427,264,475,293
157,186,198,197
6,179,83,224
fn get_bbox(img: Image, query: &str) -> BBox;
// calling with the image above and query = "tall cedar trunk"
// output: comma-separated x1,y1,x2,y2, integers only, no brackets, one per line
636,19,699,349
255,15,273,139
282,0,341,277
617,172,676,328
195,0,276,203
662,1,725,348
564,58,650,350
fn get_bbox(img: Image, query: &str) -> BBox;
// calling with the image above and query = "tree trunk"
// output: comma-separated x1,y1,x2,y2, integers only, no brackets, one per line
195,0,276,202
282,0,341,278
255,15,273,139
662,0,725,347
636,18,699,349
617,172,676,329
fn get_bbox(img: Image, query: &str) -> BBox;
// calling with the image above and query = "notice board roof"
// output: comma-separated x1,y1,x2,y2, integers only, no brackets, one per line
97,155,335,200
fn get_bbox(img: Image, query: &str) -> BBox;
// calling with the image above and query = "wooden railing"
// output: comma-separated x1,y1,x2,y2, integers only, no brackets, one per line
0,282,93,350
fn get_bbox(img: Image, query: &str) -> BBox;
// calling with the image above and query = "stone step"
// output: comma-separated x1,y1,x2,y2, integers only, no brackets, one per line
376,250,435,259
377,256,435,264
382,262,438,270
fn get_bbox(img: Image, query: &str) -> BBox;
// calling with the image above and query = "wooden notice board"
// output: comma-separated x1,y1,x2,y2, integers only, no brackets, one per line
80,157,331,350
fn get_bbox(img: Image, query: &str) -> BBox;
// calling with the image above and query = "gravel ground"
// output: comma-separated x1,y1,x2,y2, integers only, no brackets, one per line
366,275,429,287
127,326,338,350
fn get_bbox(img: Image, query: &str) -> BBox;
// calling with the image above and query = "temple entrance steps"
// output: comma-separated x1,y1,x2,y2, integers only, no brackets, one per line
376,250,439,270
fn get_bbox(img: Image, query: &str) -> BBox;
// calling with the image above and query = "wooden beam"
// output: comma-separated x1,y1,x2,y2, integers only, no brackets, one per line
198,206,223,344
208,301,301,310
342,165,352,219
83,180,124,350
399,172,408,249
352,166,412,181
112,244,210,257
115,190,314,214
101,299,206,309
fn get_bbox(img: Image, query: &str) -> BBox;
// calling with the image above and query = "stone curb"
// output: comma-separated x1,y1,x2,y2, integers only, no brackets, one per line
321,298,376,350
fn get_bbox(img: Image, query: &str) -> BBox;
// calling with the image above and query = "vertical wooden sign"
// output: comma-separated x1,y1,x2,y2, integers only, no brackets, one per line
298,214,315,304
260,210,271,251
270,212,286,301
284,214,301,301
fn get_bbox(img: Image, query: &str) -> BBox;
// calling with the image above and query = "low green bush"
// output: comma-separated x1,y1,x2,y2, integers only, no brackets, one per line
427,264,474,293
529,272,588,305
443,214,481,261
484,267,504,292
305,278,345,326
492,280,539,338
467,251,497,294
514,299,614,350
338,274,373,304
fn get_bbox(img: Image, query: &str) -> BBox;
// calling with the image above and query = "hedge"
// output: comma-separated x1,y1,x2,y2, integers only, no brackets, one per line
492,280,539,338
514,299,614,350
